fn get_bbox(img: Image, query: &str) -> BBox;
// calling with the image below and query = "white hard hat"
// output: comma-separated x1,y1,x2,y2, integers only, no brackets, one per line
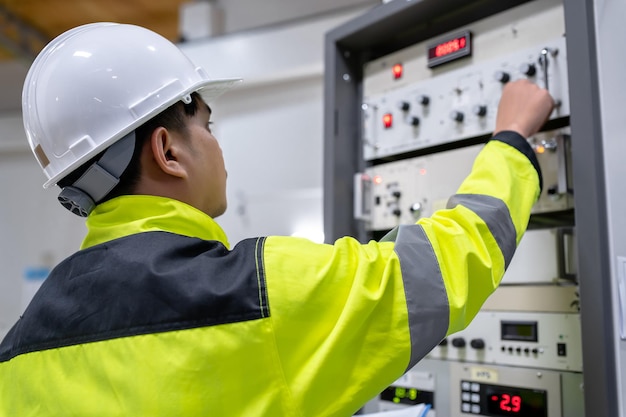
23,22,240,191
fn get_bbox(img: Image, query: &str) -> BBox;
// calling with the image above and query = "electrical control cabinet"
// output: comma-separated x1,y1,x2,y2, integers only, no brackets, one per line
362,36,569,161
321,0,615,415
355,129,572,231
448,363,584,417
431,311,582,372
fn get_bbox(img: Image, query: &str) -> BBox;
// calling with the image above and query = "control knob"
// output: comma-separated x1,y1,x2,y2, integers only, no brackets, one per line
410,116,420,127
520,63,537,77
418,95,430,106
409,202,423,221
398,101,410,112
451,337,466,348
495,70,511,83
470,339,485,350
473,105,487,117
547,185,559,196
450,111,464,123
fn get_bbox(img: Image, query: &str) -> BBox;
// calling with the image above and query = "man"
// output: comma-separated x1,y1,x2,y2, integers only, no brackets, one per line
0,23,553,416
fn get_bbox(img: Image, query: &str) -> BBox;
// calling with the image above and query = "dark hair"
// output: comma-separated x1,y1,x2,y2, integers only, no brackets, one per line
58,92,204,203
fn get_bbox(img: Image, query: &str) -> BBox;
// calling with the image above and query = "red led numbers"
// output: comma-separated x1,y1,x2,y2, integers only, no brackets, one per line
496,394,522,413
434,37,466,57
427,31,472,68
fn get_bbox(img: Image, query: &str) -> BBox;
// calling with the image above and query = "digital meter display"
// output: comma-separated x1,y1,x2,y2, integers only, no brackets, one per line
501,321,538,342
427,31,472,68
484,384,547,417
380,385,434,406
461,381,548,417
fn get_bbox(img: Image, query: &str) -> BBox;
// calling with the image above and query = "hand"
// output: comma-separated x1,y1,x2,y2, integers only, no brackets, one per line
494,79,555,138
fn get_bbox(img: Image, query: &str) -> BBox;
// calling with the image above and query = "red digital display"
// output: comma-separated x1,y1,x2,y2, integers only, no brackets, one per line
483,384,547,417
490,393,522,413
427,31,472,68
433,37,466,58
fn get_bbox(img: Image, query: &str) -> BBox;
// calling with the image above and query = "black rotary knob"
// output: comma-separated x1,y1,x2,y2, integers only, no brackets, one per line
450,111,464,123
451,337,466,348
495,71,511,83
520,63,537,76
470,339,486,350
473,105,487,117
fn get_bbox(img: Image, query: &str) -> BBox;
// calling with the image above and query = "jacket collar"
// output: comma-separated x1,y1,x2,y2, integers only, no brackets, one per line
81,195,230,250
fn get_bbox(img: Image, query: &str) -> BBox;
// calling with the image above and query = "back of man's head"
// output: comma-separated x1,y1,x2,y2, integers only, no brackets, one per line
22,22,240,216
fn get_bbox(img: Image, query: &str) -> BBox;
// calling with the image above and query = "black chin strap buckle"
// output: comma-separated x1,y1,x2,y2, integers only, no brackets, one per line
58,186,95,218
57,131,136,217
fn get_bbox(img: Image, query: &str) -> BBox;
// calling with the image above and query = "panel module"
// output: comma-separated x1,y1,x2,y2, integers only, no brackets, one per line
361,36,569,160
361,1,568,161
354,1,583,416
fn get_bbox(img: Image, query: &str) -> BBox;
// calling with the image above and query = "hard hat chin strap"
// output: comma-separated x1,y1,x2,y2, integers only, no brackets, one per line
58,132,136,217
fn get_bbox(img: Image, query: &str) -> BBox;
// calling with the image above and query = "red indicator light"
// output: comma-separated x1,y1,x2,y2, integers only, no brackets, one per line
392,63,403,79
383,113,393,129
419,168,427,176
374,175,383,185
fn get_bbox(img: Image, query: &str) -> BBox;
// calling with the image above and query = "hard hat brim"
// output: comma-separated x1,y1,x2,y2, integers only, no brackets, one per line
43,77,242,189
196,78,243,104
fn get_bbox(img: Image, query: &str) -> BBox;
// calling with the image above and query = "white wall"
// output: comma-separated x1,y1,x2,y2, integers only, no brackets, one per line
179,8,369,244
214,0,377,34
0,135,86,337
211,76,325,245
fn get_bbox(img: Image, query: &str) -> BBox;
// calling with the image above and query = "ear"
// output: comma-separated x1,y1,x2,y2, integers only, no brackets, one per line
149,127,188,179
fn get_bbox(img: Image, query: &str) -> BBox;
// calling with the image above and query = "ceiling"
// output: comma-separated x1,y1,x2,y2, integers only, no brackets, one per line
0,0,378,112
0,0,189,61
0,0,378,61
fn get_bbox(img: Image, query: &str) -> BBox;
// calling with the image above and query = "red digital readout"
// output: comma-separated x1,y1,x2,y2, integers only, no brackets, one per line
434,36,467,58
491,394,522,413
427,31,471,68
484,383,546,416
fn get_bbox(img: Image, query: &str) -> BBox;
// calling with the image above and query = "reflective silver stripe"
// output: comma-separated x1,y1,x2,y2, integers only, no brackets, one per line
393,224,450,370
446,194,516,268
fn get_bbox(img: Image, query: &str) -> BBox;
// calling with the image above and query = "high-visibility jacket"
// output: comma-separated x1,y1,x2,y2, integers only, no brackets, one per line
0,131,540,417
